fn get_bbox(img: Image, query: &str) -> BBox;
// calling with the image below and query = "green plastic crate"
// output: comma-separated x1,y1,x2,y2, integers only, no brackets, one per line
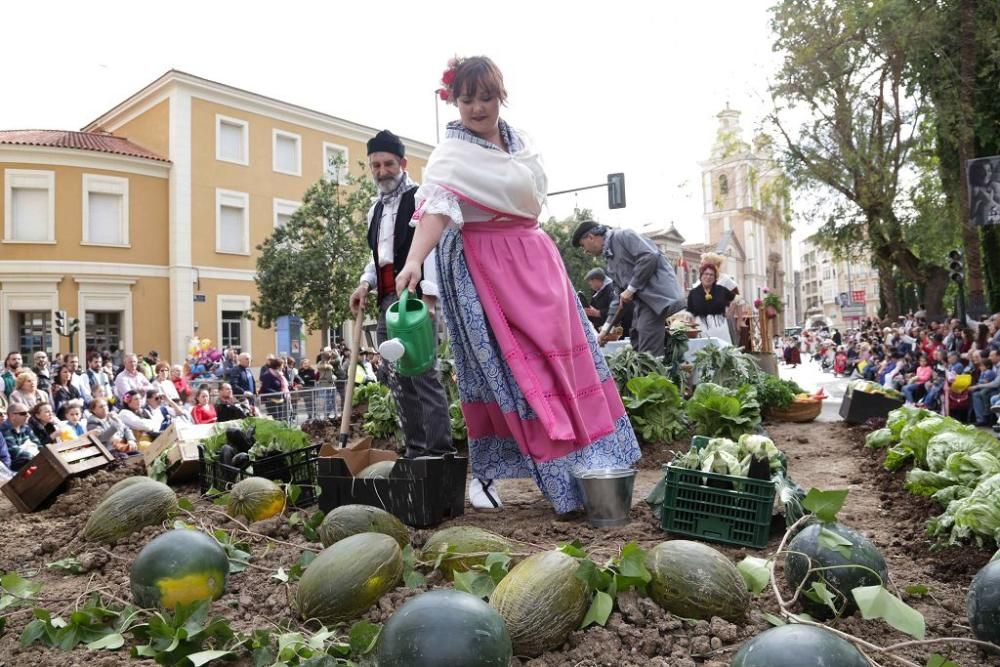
660,464,775,549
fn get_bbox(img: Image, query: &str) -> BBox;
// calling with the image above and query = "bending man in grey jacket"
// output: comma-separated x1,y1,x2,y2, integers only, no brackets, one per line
573,220,684,358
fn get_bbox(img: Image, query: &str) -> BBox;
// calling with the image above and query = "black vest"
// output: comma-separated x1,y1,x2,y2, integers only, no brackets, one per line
367,187,421,297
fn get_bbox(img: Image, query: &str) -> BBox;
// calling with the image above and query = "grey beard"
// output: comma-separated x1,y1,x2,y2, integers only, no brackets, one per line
377,173,403,194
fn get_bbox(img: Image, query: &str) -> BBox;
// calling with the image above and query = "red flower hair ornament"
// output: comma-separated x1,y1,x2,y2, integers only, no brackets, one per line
436,57,463,102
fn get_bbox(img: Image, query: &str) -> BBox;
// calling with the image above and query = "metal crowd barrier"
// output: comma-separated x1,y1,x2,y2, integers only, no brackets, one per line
256,382,346,426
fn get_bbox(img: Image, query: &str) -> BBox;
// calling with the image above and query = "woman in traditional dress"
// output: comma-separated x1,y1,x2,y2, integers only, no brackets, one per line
686,263,734,345
395,56,640,515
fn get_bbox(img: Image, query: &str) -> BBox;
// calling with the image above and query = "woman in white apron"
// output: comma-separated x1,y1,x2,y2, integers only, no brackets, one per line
686,263,734,345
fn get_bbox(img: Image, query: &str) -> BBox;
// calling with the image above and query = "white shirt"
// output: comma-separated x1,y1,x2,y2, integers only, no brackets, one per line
359,173,439,297
70,371,92,404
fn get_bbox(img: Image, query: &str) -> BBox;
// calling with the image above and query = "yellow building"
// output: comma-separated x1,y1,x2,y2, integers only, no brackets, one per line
1,70,432,363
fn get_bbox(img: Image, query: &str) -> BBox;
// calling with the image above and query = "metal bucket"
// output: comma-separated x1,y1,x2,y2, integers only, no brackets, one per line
572,468,637,527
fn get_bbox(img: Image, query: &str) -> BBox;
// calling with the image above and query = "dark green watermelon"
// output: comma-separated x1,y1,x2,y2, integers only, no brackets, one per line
731,624,868,666
377,589,512,666
968,560,1000,645
784,522,888,619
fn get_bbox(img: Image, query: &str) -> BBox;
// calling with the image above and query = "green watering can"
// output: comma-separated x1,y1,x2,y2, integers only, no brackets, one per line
378,289,436,376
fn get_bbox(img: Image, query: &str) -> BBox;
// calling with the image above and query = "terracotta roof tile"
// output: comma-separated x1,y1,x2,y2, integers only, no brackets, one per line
0,130,169,163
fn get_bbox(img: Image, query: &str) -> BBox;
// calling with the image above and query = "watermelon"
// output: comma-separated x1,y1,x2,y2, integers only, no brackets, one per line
317,504,410,548
377,590,512,666
489,550,589,657
130,529,229,609
421,526,515,580
968,560,1000,644
645,540,750,622
227,477,285,523
84,480,177,543
358,460,396,478
731,624,868,666
784,522,888,619
294,532,402,624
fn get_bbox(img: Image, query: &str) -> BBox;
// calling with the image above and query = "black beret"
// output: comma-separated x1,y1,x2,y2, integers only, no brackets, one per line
571,220,601,247
585,268,606,281
367,129,405,158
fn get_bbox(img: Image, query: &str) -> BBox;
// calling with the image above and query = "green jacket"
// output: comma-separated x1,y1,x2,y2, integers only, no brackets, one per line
1,370,15,398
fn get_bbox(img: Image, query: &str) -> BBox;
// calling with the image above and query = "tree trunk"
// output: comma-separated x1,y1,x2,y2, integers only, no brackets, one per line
983,225,1000,312
958,0,986,315
922,269,952,321
878,261,899,320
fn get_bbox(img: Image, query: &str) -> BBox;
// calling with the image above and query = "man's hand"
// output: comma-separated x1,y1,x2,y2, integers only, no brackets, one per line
620,289,635,304
584,306,600,318
350,283,369,315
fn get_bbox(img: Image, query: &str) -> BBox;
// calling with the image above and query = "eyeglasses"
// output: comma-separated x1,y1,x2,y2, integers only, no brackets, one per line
10,411,28,416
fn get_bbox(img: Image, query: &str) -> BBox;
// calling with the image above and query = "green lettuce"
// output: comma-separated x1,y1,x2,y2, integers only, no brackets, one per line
685,382,762,440
865,428,894,450
887,406,933,438
623,373,687,444
925,429,1000,472
904,469,958,497
944,451,1000,487
931,484,972,506
929,473,1000,545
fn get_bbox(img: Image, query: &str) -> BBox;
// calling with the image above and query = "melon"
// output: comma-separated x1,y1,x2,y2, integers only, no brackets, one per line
645,540,750,622
130,529,229,609
317,504,409,548
968,560,1000,644
102,476,154,501
83,480,177,543
731,624,868,666
377,589,512,666
489,550,589,657
358,460,396,478
784,522,888,619
421,526,515,580
294,532,402,624
227,477,285,523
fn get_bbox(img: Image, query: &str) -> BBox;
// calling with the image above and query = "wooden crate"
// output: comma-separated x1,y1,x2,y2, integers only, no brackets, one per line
2,434,114,512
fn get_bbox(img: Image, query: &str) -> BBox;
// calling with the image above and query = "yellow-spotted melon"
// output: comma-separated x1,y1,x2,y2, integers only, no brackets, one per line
317,504,410,548
646,540,750,622
227,477,285,523
130,529,229,610
488,550,590,657
83,479,177,543
294,532,402,624
421,526,515,580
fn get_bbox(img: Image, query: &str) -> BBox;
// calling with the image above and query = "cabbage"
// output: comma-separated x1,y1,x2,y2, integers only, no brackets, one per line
703,450,742,476
926,429,1000,472
931,473,1000,544
904,469,958,496
865,428,894,450
887,406,933,438
931,485,972,506
898,416,963,468
944,451,1000,487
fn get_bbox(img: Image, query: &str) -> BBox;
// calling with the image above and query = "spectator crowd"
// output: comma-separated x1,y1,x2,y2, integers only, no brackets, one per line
0,340,383,478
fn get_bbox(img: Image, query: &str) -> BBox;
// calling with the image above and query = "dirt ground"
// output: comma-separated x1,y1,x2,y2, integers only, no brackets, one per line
1,418,997,667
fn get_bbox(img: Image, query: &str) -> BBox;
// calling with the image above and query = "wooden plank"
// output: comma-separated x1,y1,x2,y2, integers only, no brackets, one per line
60,446,102,464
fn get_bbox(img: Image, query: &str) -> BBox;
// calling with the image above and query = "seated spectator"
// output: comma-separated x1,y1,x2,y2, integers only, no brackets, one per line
114,353,151,402
144,389,186,430
50,364,82,419
9,370,49,411
970,351,1000,426
84,352,114,402
28,402,63,445
192,387,218,424
1,402,41,471
152,363,181,402
170,364,192,398
86,398,137,454
31,351,52,394
62,401,88,437
118,390,163,438
215,382,251,422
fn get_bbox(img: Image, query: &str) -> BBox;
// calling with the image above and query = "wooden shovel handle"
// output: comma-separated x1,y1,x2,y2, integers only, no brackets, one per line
339,306,367,446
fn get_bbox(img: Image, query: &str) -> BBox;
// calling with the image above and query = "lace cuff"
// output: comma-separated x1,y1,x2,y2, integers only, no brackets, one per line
412,183,464,227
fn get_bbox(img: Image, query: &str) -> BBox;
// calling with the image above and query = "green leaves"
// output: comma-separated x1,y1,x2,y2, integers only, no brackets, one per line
572,542,652,630
1,571,42,610
452,551,514,599
852,585,926,639
804,581,839,616
925,655,960,667
132,599,240,666
211,529,252,574
802,488,848,523
47,557,86,575
737,556,773,595
622,373,687,444
818,526,854,558
580,590,614,629
401,545,426,589
288,509,325,542
684,382,762,441
20,599,136,653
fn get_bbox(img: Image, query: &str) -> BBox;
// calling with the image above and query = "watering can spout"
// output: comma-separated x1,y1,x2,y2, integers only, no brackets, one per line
379,338,405,363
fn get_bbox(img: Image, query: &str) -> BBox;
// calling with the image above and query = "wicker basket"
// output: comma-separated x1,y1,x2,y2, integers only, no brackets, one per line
766,400,822,423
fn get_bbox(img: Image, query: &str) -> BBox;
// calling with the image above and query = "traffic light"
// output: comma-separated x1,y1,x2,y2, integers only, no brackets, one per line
948,249,964,284
54,310,67,336
607,173,626,209
68,317,80,336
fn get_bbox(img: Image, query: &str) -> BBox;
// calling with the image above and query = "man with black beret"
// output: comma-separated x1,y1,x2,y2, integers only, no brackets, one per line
349,130,454,459
574,220,683,357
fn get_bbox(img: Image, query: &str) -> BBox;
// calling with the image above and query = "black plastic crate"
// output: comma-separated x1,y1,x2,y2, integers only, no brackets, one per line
317,454,468,528
198,443,321,508
838,389,904,425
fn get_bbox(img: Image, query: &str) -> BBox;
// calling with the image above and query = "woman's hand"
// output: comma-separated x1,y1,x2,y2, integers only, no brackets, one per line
395,260,423,296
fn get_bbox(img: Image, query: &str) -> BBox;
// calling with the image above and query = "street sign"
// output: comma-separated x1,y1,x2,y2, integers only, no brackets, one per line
841,305,865,317
851,290,865,303
193,294,206,303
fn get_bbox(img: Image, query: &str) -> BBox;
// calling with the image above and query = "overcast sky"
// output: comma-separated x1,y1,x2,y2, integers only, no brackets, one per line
2,0,791,251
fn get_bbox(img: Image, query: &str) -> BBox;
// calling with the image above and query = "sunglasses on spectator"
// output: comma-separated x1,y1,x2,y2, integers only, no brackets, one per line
10,410,28,416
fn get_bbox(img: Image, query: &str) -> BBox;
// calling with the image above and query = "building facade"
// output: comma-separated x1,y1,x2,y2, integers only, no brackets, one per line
799,237,881,328
0,70,432,363
699,106,795,329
